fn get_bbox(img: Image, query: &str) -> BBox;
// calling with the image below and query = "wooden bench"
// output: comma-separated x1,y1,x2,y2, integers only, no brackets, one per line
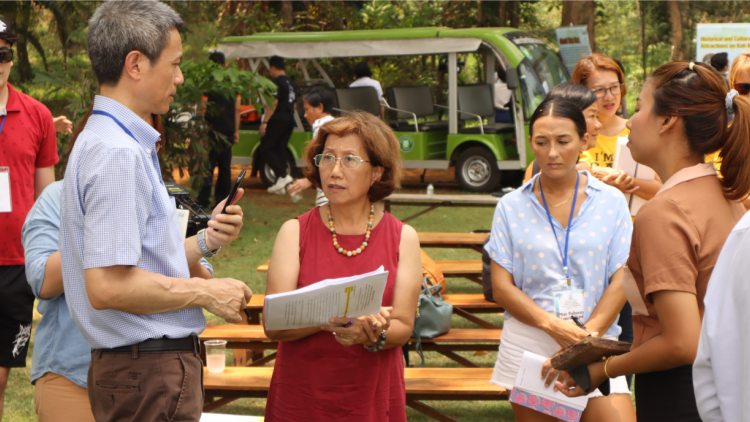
256,259,483,284
203,366,508,422
200,325,502,368
417,232,489,254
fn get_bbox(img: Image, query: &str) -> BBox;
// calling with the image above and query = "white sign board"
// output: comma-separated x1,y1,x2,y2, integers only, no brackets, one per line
556,25,592,74
696,24,750,71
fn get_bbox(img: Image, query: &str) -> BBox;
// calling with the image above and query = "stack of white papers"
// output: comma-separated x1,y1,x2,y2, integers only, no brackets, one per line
263,267,389,330
614,137,656,216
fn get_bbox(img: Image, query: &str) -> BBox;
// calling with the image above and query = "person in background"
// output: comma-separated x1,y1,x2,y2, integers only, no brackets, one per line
53,116,73,133
489,96,635,422
287,87,334,207
710,52,730,87
264,111,421,421
262,55,298,195
613,58,629,119
197,51,241,210
554,61,748,422
729,50,750,98
572,53,662,200
0,17,58,420
524,82,601,182
349,62,385,119
494,64,513,124
61,2,252,420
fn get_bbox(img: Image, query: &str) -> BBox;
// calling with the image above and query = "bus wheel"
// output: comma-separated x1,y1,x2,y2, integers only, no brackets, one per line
456,147,501,192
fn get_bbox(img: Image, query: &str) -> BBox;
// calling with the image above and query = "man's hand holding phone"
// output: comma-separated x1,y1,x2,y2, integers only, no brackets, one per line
204,188,245,251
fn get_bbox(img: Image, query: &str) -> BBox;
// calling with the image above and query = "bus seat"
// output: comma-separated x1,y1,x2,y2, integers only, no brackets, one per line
457,84,515,135
385,86,449,132
334,87,381,117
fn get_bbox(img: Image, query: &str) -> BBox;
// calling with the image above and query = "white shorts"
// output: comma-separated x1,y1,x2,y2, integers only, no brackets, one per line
490,317,630,397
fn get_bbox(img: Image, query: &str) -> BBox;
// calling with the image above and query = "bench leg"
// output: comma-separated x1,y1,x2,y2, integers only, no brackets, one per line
452,308,500,330
400,204,441,223
203,397,239,412
248,352,277,367
438,351,480,368
407,399,462,422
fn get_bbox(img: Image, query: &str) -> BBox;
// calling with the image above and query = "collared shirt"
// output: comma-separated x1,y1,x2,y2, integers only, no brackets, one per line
0,82,58,265
349,77,384,104
485,171,632,337
693,211,750,422
624,163,745,349
60,96,206,349
25,181,213,387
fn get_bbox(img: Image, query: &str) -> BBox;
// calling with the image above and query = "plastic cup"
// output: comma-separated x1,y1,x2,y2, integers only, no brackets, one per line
204,340,227,373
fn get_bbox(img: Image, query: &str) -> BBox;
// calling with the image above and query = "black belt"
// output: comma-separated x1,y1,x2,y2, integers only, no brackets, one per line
102,336,198,353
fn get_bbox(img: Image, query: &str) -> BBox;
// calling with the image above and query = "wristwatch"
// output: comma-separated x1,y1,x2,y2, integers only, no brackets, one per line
197,229,221,258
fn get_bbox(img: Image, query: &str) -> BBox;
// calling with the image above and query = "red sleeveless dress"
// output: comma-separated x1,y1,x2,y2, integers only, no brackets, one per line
264,208,407,422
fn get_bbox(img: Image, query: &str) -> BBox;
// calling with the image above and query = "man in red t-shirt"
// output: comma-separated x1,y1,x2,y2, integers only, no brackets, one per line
0,17,57,419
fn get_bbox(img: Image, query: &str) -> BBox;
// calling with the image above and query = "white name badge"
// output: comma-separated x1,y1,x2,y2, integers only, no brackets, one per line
553,289,585,322
0,167,11,213
176,209,190,239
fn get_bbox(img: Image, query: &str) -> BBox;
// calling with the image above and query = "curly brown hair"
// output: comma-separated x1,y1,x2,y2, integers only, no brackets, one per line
302,111,403,203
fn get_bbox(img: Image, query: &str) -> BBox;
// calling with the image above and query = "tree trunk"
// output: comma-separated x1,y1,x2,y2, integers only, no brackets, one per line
561,1,596,52
509,1,519,28
669,0,688,61
637,0,647,77
499,1,507,27
478,1,486,27
282,1,293,30
14,2,32,83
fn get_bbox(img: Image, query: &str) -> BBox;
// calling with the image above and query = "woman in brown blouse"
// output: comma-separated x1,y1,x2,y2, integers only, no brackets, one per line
554,61,749,421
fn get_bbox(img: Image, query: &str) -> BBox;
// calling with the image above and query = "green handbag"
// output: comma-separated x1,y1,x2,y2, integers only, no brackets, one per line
410,277,453,367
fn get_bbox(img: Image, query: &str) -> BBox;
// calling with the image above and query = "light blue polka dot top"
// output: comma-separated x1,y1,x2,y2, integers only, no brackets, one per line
485,171,633,337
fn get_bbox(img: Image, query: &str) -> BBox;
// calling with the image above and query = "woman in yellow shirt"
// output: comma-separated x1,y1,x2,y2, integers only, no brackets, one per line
572,54,662,200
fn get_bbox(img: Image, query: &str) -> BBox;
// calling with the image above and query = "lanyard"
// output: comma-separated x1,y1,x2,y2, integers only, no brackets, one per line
91,110,138,143
539,171,580,286
0,114,7,138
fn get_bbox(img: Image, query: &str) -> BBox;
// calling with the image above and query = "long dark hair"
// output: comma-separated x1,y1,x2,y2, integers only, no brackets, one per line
649,61,750,200
529,97,587,140
546,82,598,114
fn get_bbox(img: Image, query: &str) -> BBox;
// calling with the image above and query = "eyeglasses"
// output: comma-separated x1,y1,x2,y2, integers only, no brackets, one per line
591,83,624,98
314,154,371,169
0,49,13,64
735,83,750,96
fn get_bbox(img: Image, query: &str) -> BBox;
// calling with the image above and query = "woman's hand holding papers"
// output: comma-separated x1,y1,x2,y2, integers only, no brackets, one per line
320,317,377,347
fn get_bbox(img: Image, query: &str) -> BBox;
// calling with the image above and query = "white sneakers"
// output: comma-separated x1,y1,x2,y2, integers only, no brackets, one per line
267,174,293,195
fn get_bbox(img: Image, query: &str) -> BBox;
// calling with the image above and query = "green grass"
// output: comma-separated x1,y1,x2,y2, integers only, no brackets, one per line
6,183,513,422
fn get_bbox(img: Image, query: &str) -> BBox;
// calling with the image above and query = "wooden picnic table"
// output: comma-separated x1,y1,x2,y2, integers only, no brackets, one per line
417,232,489,253
383,193,499,223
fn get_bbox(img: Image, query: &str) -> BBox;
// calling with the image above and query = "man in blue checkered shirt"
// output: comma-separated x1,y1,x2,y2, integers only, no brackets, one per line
59,2,252,421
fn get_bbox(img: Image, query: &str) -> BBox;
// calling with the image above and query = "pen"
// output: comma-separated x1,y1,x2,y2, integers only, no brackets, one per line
571,316,591,337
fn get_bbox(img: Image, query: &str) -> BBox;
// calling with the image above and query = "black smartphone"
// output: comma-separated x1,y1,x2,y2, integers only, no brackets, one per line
214,170,246,231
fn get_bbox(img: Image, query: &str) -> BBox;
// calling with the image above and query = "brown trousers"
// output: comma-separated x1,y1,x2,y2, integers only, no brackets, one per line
88,346,204,422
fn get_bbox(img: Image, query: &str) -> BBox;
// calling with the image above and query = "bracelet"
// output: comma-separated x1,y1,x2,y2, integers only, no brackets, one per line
364,329,387,353
604,355,614,379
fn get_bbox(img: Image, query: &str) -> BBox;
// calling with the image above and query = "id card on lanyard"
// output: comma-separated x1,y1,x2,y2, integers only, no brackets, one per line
0,115,11,213
540,172,585,322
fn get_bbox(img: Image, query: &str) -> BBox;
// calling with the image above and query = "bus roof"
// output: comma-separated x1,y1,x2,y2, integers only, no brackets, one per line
218,27,526,60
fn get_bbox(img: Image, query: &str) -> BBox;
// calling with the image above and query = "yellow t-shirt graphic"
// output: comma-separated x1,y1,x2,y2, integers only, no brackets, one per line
580,127,630,168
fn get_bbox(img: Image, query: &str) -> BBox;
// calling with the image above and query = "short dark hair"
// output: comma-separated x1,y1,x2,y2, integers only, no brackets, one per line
87,0,184,86
529,97,587,140
354,62,372,79
546,83,598,114
269,55,285,70
711,52,729,71
304,88,334,114
209,51,225,65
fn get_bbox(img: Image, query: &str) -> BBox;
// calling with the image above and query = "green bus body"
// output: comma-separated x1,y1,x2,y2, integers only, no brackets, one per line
221,26,567,191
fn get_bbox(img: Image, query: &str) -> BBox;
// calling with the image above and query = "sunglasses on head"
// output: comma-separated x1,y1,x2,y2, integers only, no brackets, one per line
735,83,750,96
0,48,13,64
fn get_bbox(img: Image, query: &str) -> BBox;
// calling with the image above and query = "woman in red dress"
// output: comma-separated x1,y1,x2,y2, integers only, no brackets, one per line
264,111,422,421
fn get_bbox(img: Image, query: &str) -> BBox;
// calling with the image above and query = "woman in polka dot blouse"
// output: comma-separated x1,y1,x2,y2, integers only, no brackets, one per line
485,97,636,421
